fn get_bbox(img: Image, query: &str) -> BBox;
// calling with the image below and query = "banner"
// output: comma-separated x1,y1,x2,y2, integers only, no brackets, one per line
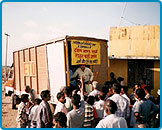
71,40,100,65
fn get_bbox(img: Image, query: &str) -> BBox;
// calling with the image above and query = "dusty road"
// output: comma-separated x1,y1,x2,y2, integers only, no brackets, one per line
2,86,17,128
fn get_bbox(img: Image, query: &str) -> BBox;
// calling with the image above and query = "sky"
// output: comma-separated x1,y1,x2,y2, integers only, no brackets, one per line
2,2,160,66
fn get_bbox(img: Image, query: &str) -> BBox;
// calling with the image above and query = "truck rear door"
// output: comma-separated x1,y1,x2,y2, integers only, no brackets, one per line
46,41,66,103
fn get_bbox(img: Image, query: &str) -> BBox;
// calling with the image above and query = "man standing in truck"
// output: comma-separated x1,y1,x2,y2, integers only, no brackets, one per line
71,64,93,93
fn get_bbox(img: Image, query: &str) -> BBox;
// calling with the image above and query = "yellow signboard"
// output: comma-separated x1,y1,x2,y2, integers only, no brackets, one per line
24,61,36,76
71,40,100,65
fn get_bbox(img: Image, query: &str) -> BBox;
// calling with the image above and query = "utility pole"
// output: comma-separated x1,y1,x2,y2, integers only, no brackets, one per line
119,3,127,26
4,33,10,82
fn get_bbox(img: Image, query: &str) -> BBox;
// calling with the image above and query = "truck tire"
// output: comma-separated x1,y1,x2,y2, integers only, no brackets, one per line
12,94,16,109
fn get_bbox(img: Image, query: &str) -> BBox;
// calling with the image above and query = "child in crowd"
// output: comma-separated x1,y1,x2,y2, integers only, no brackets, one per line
16,94,29,128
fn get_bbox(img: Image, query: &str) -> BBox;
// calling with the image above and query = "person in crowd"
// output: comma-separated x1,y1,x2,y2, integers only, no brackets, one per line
109,72,117,84
129,83,141,105
117,76,125,86
71,64,93,93
37,90,53,128
66,77,85,128
144,86,155,103
25,85,37,103
134,88,158,128
108,83,130,119
16,94,29,128
93,92,105,125
84,96,95,128
120,86,130,105
104,81,113,101
53,112,67,128
28,98,42,128
88,81,101,97
64,87,73,112
54,92,68,115
96,99,127,128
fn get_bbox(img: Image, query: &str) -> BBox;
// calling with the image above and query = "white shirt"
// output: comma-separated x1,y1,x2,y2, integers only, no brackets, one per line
65,97,72,111
89,89,101,97
121,93,130,105
96,114,127,128
29,105,39,128
72,67,93,82
54,101,68,115
109,94,130,118
93,100,104,119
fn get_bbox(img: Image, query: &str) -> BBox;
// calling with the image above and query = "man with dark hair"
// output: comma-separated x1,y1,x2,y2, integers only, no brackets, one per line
144,86,155,103
64,87,72,112
37,90,53,128
84,96,95,128
94,92,105,125
16,94,29,128
25,85,37,103
54,92,68,115
108,83,130,119
121,86,130,105
72,64,93,93
53,112,67,128
29,98,42,128
96,99,127,128
134,88,158,128
67,77,85,128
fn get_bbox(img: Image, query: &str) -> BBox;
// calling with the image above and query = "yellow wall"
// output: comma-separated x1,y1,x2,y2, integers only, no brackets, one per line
109,25,160,58
108,59,128,86
152,61,160,97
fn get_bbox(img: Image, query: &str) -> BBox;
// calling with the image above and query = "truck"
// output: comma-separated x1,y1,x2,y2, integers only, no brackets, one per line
12,35,108,108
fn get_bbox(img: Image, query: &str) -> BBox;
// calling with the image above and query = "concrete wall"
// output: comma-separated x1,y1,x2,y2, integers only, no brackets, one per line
109,25,160,58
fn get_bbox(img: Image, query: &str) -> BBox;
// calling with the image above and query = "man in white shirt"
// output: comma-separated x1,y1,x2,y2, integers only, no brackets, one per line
120,86,130,105
89,81,101,97
54,92,68,115
93,92,105,119
71,65,93,93
109,83,130,119
96,99,127,128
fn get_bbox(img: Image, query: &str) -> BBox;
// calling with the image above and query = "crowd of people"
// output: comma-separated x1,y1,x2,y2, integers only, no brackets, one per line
16,67,160,128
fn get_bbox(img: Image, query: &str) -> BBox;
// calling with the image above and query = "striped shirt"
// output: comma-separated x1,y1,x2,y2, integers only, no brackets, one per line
84,102,94,128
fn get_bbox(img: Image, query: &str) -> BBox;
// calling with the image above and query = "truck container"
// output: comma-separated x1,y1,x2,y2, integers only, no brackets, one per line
12,35,108,106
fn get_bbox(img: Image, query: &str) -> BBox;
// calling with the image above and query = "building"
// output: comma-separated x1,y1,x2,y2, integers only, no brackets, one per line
108,25,160,97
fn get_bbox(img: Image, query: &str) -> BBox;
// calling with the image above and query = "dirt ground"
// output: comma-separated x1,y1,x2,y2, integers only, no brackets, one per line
2,85,17,128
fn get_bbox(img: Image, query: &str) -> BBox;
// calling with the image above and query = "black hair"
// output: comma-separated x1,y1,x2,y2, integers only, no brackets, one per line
21,94,29,102
34,98,42,105
64,87,72,98
40,90,50,100
136,88,146,99
117,77,124,82
87,96,95,105
54,112,67,128
112,83,121,94
105,99,117,114
57,92,65,100
98,93,106,100
121,86,128,94
144,86,152,93
110,72,115,78
71,94,80,107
